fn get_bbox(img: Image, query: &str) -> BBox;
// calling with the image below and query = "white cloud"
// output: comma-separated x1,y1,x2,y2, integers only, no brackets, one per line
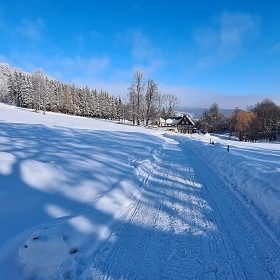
194,11,260,68
219,11,260,60
3,51,112,88
118,28,165,76
54,55,111,86
17,17,46,41
130,29,151,61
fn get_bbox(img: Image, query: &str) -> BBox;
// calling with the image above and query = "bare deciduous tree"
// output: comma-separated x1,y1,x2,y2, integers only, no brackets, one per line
250,99,280,141
128,70,145,125
166,93,179,118
145,79,158,126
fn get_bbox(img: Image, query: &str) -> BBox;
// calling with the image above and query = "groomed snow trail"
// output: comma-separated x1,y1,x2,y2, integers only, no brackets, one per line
83,134,280,280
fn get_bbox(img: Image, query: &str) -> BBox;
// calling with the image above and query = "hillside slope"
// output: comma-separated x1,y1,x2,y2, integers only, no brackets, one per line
0,103,279,279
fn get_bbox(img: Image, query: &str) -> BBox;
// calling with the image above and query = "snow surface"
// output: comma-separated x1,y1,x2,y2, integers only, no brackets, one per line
0,103,279,279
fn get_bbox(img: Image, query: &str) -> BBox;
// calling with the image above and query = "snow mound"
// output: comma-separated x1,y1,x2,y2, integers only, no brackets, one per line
18,228,76,280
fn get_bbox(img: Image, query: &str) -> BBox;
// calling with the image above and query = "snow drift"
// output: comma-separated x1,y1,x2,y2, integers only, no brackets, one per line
186,133,280,236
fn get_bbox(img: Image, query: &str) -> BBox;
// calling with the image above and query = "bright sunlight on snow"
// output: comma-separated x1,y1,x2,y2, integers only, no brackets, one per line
0,103,279,279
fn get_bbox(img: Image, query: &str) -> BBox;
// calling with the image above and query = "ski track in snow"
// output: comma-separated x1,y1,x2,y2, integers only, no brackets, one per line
82,135,280,280
0,104,280,279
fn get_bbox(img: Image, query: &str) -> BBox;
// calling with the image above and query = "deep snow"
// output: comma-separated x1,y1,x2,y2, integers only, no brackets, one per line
186,133,280,240
0,103,279,279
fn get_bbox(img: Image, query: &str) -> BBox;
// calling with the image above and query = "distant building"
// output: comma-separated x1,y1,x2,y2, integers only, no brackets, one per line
157,114,196,134
177,114,196,134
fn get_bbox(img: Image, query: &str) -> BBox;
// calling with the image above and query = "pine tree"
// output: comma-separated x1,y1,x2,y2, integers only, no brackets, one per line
0,63,11,103
32,69,47,114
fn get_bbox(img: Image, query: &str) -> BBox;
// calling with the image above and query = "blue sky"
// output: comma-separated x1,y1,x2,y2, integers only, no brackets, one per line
1,0,280,109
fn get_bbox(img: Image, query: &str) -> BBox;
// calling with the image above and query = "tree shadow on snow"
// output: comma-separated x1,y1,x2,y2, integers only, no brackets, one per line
0,122,278,279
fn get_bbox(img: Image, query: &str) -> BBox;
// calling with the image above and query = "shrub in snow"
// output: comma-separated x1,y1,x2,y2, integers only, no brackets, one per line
18,229,75,279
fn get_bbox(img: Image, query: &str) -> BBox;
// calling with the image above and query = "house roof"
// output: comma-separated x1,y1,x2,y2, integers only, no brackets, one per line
177,115,195,126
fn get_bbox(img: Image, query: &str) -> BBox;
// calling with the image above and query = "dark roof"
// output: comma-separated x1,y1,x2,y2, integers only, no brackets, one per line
177,115,194,126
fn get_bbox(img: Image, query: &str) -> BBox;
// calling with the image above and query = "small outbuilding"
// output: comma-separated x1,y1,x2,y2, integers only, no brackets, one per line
177,114,196,134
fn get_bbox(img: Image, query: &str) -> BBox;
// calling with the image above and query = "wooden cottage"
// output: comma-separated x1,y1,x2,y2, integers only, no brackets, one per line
177,115,196,134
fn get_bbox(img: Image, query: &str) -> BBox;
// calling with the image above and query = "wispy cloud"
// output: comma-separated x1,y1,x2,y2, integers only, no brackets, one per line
195,11,260,68
219,11,260,60
130,29,153,61
17,17,45,41
118,28,165,76
2,49,111,86
44,55,111,86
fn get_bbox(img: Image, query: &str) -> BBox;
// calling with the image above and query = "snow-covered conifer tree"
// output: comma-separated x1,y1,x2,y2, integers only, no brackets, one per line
0,63,11,103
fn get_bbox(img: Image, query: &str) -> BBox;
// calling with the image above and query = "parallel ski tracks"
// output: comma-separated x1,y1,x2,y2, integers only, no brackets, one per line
88,149,170,279
181,136,280,280
84,135,280,280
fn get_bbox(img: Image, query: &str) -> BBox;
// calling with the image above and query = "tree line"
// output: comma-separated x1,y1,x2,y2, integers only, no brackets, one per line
197,101,280,141
0,63,179,124
1,62,278,141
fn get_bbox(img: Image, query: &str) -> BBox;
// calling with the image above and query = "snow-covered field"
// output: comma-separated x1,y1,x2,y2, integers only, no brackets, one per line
0,103,279,279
